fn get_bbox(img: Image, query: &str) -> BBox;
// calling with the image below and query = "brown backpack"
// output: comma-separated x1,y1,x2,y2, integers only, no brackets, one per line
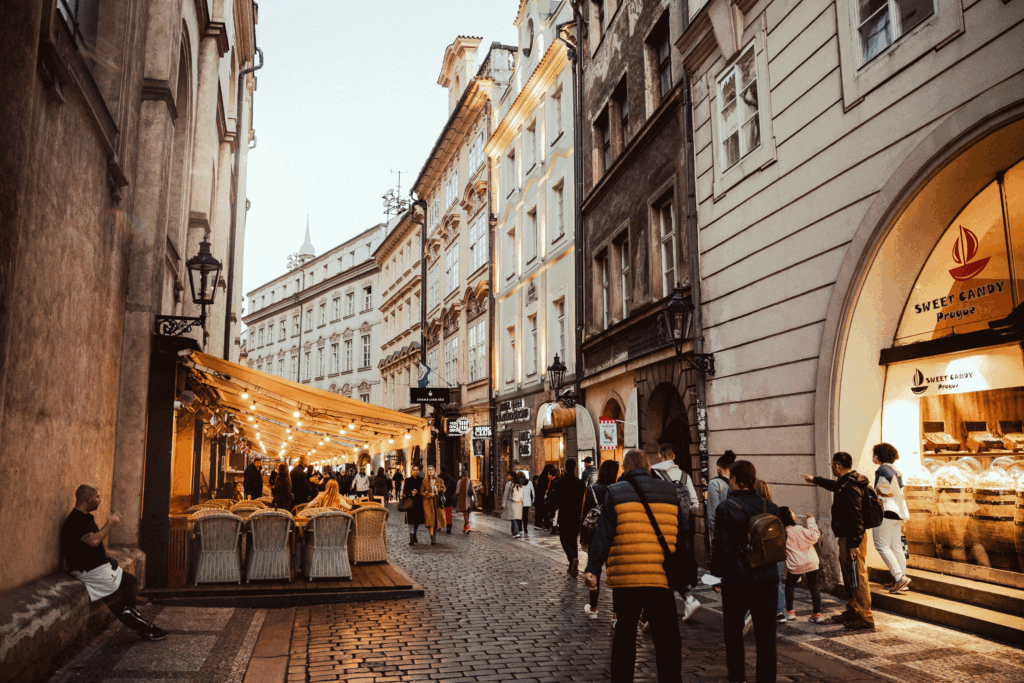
728,498,787,568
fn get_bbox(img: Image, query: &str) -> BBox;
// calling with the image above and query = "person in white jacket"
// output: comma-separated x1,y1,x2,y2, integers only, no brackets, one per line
872,443,911,593
780,507,825,623
518,471,536,533
651,444,702,622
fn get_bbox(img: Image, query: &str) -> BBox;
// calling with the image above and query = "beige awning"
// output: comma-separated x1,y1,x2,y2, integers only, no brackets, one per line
181,351,430,466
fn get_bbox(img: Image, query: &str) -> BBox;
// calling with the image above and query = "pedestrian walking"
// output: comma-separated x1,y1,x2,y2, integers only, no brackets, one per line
706,450,736,545
779,507,825,623
243,456,263,500
61,484,167,641
580,459,618,619
352,468,371,498
403,465,425,545
272,463,293,510
536,464,555,530
421,464,447,545
581,455,598,487
393,468,404,502
802,451,875,630
711,460,783,683
583,449,688,683
650,444,702,622
753,479,787,624
871,443,911,593
519,470,535,532
440,467,457,534
501,472,524,538
455,470,476,532
549,458,586,577
371,467,390,503
290,457,312,505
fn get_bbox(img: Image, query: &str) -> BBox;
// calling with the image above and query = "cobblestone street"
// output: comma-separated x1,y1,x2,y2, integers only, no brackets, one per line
47,505,1024,683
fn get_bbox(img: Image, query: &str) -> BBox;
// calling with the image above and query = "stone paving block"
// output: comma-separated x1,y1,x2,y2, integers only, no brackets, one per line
114,635,218,672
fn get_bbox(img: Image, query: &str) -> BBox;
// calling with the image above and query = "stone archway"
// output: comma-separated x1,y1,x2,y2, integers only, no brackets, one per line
646,381,691,476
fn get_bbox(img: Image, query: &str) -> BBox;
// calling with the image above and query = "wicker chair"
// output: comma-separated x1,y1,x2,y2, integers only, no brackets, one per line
302,510,354,580
262,485,272,497
347,506,389,564
256,496,274,506
231,500,267,512
207,499,234,509
245,509,294,582
191,511,244,584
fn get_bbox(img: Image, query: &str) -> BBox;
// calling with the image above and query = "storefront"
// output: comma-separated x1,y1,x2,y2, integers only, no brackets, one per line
821,113,1024,592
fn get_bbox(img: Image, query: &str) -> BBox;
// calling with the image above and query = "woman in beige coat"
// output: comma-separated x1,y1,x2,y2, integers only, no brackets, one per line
420,465,447,545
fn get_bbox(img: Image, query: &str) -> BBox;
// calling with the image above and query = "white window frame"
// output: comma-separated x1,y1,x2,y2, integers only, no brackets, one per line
444,336,459,386
445,240,459,294
555,298,567,361
552,88,563,138
268,323,274,343
332,297,340,320
658,199,677,297
468,319,486,383
319,302,326,326
279,318,286,340
346,292,354,317
292,315,300,336
344,340,353,371
317,348,324,377
506,326,516,384
469,214,487,272
306,309,313,332
361,335,371,368
363,286,372,311
599,255,610,330
620,236,631,318
278,359,285,377
526,208,538,264
506,227,517,280
552,182,565,241
304,352,311,380
528,314,538,376
428,263,440,310
331,343,339,373
291,356,298,381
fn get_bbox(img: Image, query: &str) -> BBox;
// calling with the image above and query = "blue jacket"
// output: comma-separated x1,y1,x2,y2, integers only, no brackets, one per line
710,489,781,587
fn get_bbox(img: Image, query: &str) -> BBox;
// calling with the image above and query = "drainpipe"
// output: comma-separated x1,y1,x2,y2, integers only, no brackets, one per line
682,67,709,557
411,199,428,472
485,97,497,512
223,47,264,359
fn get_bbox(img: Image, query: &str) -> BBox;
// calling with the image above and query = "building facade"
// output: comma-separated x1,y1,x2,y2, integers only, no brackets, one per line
488,0,580,482
677,0,1024,594
412,38,514,485
242,222,385,414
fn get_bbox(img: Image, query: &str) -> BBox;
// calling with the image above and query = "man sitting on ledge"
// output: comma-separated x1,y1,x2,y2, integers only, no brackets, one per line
60,484,167,641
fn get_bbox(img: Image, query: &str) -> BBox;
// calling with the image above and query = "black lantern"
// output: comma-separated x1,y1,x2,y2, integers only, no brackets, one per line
660,282,715,375
155,237,223,336
547,354,568,392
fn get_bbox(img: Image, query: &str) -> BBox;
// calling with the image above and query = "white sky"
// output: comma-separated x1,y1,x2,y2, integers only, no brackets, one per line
240,0,518,314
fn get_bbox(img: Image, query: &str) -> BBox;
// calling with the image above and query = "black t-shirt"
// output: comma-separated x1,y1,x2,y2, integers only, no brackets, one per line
61,509,108,572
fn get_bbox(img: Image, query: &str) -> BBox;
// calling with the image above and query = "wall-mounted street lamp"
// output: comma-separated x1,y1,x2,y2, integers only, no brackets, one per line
155,237,223,336
659,283,715,376
546,354,577,408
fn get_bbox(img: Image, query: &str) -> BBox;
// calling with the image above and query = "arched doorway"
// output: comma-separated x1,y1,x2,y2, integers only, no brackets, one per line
600,399,625,466
645,382,692,476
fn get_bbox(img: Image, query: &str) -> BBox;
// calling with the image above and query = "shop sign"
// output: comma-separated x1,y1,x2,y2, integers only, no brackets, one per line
896,184,1014,343
519,430,532,456
497,398,531,425
473,439,485,456
447,416,472,436
473,425,492,438
599,417,618,450
411,387,450,404
889,345,1024,400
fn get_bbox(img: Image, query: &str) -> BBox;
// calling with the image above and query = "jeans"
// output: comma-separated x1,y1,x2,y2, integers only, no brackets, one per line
589,567,603,608
522,505,531,530
776,561,786,614
838,536,874,624
611,587,681,683
784,569,821,613
722,581,778,683
873,518,906,582
510,519,522,535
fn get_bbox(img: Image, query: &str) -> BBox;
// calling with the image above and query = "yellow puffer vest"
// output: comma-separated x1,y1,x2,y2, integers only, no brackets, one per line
606,498,680,589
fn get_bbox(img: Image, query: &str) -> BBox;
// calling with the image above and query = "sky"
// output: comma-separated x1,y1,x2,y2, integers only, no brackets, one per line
240,0,519,312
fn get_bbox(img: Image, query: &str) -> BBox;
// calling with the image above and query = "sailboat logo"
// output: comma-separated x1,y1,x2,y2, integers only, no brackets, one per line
948,225,990,281
911,369,928,395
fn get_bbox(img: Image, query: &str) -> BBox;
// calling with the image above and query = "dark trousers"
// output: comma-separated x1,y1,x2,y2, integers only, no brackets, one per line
721,581,778,683
100,571,150,634
611,587,681,683
784,569,821,613
559,525,579,563
589,567,603,608
522,505,531,529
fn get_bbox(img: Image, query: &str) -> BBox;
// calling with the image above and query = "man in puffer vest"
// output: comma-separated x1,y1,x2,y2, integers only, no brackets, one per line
584,449,689,683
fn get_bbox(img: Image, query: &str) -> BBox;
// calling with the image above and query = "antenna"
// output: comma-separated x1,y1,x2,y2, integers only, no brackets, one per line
382,169,412,217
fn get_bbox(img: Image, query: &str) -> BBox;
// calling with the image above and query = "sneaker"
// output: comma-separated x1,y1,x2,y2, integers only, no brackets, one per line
883,581,896,591
513,533,521,538
141,625,167,641
890,576,912,593
844,618,876,631
682,595,702,622
809,613,827,624
583,604,598,619
776,613,788,624
830,610,856,623
786,610,796,621
742,613,753,635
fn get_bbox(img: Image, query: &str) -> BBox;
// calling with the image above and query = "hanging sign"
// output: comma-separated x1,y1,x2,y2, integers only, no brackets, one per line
599,417,618,450
887,344,1024,400
447,416,472,436
411,387,450,404
497,399,531,424
473,425,492,438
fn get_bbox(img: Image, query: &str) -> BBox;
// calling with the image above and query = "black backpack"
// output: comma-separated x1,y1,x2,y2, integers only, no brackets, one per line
651,468,692,519
861,483,884,530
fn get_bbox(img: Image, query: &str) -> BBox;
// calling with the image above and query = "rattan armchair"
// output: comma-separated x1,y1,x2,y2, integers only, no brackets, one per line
347,506,388,564
231,500,267,512
190,510,244,584
206,499,234,509
245,509,294,582
302,510,354,580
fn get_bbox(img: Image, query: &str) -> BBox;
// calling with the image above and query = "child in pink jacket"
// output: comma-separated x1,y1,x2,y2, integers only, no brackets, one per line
780,506,825,623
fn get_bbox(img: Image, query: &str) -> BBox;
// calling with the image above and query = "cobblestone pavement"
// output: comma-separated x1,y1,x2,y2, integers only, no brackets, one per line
47,505,1024,683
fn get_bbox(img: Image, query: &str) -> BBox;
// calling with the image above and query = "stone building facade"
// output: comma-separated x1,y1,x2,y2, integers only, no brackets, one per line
489,0,580,482
412,38,515,485
0,1,258,678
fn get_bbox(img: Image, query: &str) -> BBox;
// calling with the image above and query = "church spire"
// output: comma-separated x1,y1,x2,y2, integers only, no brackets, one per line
299,214,315,256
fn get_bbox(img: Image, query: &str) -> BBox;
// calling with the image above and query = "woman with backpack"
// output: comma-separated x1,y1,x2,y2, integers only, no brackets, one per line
779,507,825,623
580,460,618,619
872,443,911,593
501,472,524,538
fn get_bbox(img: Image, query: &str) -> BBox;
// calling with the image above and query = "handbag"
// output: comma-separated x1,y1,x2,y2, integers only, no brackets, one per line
581,485,602,544
626,478,697,593
397,496,414,512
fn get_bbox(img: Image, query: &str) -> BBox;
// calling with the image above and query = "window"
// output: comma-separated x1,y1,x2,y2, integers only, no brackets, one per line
598,253,610,330
444,337,459,386
291,356,298,381
430,198,440,230
427,348,439,384
428,263,439,310
596,111,611,176
552,89,563,137
278,359,285,377
363,286,372,311
526,121,537,169
258,327,264,347
591,0,606,49
267,323,274,343
360,393,370,403
469,319,486,383
383,377,388,408
332,297,340,320
344,340,353,371
506,227,517,279
647,16,672,105
304,352,311,381
318,302,326,326
528,314,538,376
717,46,760,171
506,148,517,195
270,291,274,304
385,264,390,287
469,129,485,172
445,240,459,294
317,348,324,377
658,198,677,296
618,235,626,317
257,364,262,373
555,298,566,361
293,315,300,336
527,208,538,263
391,373,396,408
331,343,339,373
857,0,933,64
346,292,355,317
306,308,313,332
445,170,459,207
384,315,389,341
280,318,286,340
57,1,100,61
469,214,487,272
361,335,371,368
406,299,413,329
323,264,329,281
260,295,265,309
617,83,630,146
506,326,517,383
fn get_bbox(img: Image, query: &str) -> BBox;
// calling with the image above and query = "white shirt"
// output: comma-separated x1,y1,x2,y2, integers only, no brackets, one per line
651,460,699,508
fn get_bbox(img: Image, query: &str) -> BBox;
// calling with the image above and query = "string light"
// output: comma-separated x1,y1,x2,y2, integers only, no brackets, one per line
241,392,249,400
405,432,411,439
248,416,254,421
348,423,355,430
250,403,256,410
339,429,345,435
296,421,303,427
288,435,293,440
388,438,394,444
318,441,324,446
293,410,301,418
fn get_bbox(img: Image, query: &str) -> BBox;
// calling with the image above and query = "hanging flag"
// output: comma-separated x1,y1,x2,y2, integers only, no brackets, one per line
417,362,432,388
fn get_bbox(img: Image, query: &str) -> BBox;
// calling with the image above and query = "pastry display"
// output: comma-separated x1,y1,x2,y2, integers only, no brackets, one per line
1009,462,1024,480
905,468,935,486
923,458,942,473
923,421,961,452
990,456,1019,470
934,463,975,488
956,456,982,474
976,467,1013,490
965,421,1004,453
999,421,1024,452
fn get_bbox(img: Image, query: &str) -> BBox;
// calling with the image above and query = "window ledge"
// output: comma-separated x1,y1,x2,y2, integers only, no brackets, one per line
549,131,564,147
551,232,566,245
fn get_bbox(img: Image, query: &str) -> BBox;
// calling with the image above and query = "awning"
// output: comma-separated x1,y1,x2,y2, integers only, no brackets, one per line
181,351,430,466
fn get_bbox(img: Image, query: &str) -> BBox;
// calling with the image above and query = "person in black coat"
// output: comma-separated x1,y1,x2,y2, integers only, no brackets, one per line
243,457,263,500
548,458,587,577
290,458,312,506
580,459,620,617
535,465,554,529
439,467,457,534
403,465,425,544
